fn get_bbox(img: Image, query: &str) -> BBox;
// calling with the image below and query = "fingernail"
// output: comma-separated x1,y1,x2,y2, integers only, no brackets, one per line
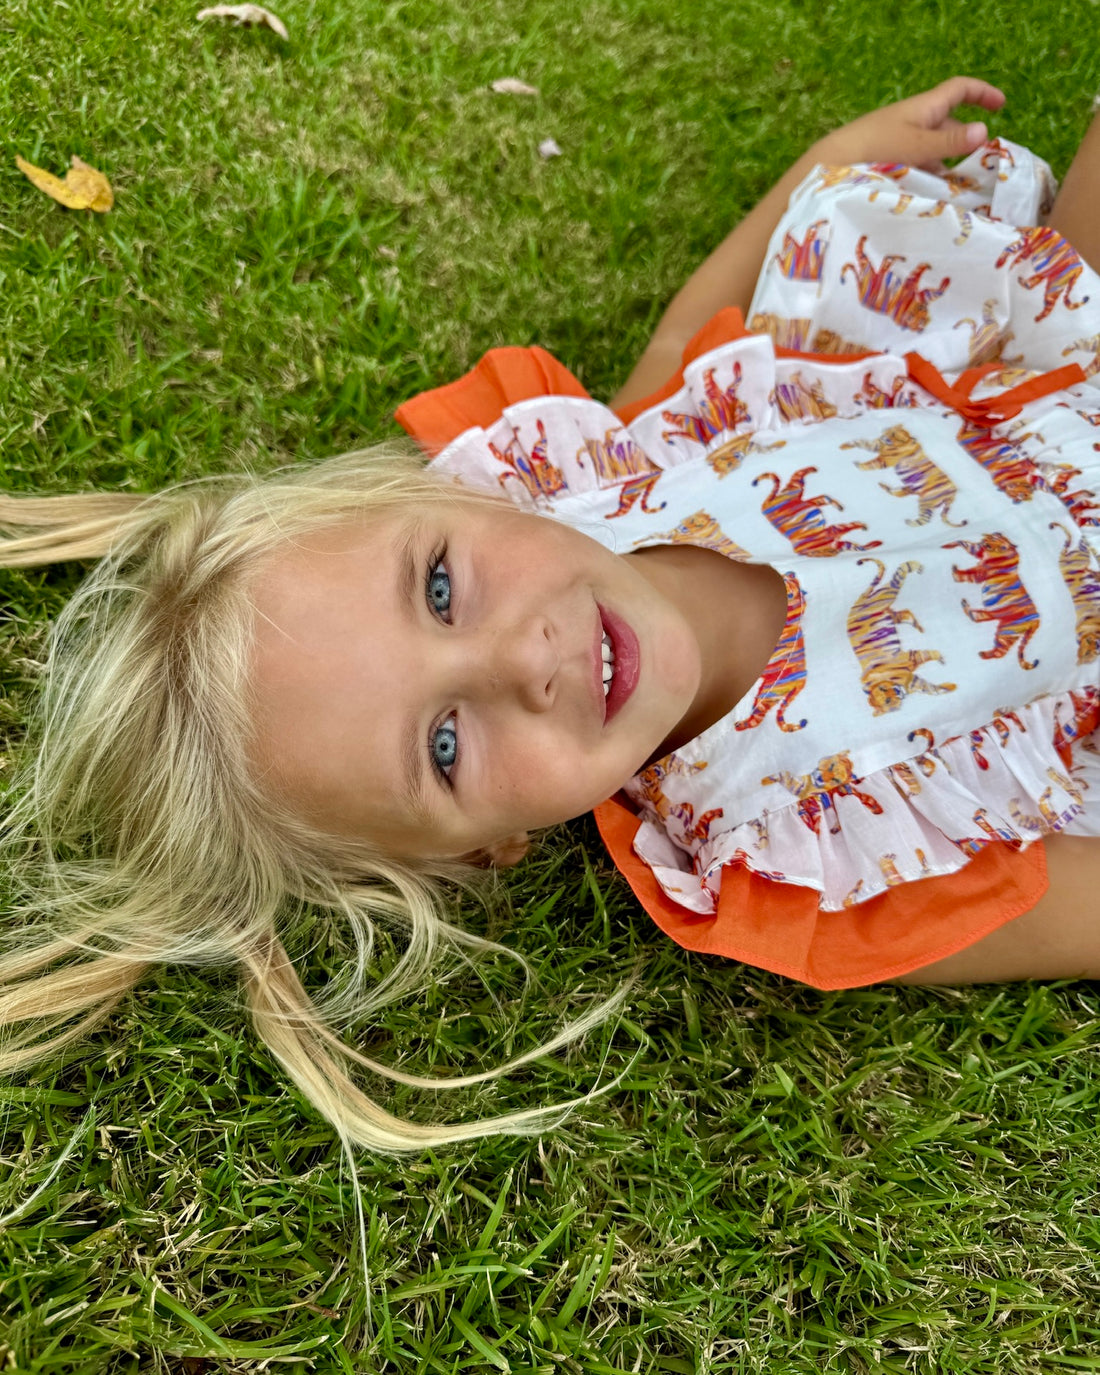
967,121,987,145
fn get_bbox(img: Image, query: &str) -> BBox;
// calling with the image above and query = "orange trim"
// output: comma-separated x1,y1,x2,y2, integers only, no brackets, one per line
394,345,591,455
396,318,1091,459
613,370,691,428
681,306,754,366
774,343,881,365
594,794,1049,990
906,352,1088,428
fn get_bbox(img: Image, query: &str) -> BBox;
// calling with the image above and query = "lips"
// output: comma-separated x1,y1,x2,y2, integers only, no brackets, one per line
598,604,639,724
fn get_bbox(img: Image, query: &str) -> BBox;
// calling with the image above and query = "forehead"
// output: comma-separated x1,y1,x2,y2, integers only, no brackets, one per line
245,511,419,834
254,508,410,590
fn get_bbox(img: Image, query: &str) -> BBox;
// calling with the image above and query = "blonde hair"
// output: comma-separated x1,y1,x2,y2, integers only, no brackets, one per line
0,449,624,1154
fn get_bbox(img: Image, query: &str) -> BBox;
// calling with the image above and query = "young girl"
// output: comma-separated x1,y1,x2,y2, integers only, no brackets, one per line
3,79,1100,1152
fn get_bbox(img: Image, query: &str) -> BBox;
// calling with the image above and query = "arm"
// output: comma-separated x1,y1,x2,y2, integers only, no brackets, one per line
610,77,1006,412
1045,103,1100,272
894,832,1100,983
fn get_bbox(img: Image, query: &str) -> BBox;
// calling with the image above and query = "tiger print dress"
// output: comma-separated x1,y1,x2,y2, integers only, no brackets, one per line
397,136,1100,988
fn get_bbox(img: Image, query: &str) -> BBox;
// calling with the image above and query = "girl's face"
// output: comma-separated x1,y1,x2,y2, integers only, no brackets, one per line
248,499,703,862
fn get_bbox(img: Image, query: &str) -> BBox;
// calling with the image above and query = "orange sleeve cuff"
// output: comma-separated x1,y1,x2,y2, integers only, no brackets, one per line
394,345,591,455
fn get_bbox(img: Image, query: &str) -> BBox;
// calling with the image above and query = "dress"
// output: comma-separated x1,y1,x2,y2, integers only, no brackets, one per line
396,137,1100,988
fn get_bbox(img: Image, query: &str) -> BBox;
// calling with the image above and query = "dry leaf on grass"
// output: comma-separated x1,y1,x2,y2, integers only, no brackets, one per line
15,154,114,211
196,4,288,39
538,138,562,159
491,78,539,96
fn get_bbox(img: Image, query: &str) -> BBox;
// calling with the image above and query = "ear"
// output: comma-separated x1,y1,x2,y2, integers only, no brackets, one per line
474,832,530,868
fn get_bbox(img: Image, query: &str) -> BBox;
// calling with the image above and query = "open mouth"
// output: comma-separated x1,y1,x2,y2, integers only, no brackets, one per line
599,606,639,724
600,628,616,700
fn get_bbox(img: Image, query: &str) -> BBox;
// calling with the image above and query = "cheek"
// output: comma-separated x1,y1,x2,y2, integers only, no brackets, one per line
496,736,607,819
519,515,605,575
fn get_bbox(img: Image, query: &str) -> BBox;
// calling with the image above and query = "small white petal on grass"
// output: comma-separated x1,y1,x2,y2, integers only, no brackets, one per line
196,5,289,39
491,78,539,97
538,138,562,159
377,245,398,260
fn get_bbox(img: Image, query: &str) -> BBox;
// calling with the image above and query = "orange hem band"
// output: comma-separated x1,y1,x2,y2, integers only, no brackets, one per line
594,794,1049,990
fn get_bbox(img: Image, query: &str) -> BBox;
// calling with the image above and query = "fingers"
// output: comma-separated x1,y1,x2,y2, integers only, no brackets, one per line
939,117,990,155
895,78,1003,167
817,79,1004,171
928,76,1006,114
908,118,989,172
907,77,1006,127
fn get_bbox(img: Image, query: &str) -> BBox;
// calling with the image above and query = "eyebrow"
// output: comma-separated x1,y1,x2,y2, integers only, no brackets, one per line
395,518,438,833
401,716,436,833
397,515,421,612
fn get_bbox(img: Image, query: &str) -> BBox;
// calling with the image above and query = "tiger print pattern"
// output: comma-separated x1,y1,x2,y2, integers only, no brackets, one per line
841,425,965,526
945,533,1041,669
734,574,808,733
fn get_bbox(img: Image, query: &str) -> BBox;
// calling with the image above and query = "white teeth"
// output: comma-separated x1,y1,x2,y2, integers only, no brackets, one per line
603,679,610,698
602,661,613,683
600,628,615,699
601,640,612,664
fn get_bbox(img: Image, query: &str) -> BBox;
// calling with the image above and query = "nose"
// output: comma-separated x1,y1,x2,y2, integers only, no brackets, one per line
476,616,559,712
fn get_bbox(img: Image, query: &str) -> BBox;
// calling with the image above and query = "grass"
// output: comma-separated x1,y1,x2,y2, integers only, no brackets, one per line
2,0,1100,1369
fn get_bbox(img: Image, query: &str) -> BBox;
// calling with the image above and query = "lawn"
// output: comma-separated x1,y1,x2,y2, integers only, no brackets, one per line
2,0,1100,1370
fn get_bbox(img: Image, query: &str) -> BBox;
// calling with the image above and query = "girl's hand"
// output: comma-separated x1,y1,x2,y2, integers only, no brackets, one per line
812,77,1007,173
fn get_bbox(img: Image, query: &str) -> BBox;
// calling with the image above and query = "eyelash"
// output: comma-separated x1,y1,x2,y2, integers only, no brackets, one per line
424,543,458,789
425,541,453,625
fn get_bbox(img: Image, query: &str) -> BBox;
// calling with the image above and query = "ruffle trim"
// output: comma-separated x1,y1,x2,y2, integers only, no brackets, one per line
394,345,591,458
630,687,1100,915
399,313,949,510
396,311,751,506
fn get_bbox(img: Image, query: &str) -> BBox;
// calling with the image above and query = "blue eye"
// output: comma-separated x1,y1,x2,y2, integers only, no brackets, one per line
427,558,451,619
431,715,458,778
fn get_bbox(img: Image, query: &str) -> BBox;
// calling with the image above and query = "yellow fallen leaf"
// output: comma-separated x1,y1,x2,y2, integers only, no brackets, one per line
196,4,289,39
15,154,114,212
